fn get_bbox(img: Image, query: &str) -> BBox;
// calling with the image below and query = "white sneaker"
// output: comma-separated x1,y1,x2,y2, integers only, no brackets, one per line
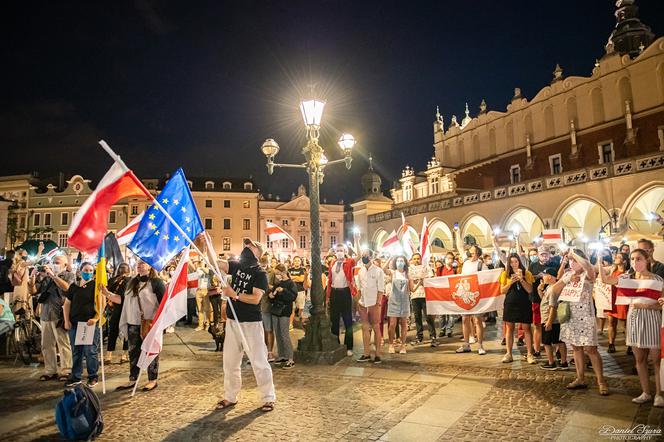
654,395,664,408
346,350,353,357
478,347,486,355
388,345,396,354
502,354,513,363
166,326,175,334
469,336,477,344
632,392,652,404
527,354,536,364
399,346,407,354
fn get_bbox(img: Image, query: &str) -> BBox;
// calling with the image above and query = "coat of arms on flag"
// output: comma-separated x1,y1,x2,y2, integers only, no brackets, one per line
424,268,503,315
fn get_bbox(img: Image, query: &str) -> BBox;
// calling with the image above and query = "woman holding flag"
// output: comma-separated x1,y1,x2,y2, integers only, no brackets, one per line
111,260,165,392
62,262,100,387
599,248,664,406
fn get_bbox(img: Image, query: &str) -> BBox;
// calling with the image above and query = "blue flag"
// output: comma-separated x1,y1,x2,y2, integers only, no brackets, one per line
128,169,203,271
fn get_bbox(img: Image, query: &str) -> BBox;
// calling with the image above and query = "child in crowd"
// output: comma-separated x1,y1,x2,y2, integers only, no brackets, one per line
539,267,568,370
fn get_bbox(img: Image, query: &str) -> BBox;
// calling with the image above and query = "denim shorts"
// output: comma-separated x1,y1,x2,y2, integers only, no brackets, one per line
262,312,273,331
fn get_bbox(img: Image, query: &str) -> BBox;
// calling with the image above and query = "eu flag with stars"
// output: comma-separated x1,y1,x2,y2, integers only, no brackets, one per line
128,169,203,271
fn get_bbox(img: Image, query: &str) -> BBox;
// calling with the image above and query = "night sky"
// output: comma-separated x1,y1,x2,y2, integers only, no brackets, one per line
3,1,664,203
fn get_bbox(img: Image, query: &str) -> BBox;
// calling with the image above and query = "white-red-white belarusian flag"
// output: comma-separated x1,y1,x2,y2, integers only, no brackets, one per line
116,212,144,246
615,278,663,305
420,217,430,263
68,162,150,253
382,230,399,249
137,247,189,370
265,221,294,245
541,229,563,244
660,310,664,388
424,268,503,315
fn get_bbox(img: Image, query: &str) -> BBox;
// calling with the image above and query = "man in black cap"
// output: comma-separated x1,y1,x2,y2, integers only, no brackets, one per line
216,238,275,413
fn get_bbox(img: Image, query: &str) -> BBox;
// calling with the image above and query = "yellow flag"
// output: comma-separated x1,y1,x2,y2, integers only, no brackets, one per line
95,243,107,326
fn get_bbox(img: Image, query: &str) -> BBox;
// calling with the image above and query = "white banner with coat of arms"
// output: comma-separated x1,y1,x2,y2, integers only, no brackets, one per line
424,268,503,315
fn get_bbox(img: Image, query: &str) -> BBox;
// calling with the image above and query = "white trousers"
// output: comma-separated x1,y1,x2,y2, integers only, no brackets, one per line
41,319,72,375
223,319,276,403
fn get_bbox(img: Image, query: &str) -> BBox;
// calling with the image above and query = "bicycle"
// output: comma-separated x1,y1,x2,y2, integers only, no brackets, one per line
9,301,42,365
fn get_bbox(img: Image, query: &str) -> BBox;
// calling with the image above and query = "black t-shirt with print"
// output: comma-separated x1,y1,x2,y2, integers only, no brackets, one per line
226,261,268,322
289,266,306,292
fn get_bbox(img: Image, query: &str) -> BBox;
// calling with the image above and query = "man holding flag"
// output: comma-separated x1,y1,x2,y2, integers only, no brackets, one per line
216,238,275,413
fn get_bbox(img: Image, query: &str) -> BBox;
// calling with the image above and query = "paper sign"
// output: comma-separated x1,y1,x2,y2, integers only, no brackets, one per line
559,273,585,303
593,279,613,313
75,322,95,346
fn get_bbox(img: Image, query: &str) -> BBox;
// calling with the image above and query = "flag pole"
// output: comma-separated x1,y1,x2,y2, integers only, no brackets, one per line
131,370,142,397
98,288,106,394
97,140,254,364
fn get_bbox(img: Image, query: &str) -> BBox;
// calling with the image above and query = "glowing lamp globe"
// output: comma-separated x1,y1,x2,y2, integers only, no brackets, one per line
300,99,325,128
261,138,280,158
338,133,356,151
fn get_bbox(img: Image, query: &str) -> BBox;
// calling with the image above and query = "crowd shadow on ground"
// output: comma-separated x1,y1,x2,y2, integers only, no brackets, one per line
162,407,263,441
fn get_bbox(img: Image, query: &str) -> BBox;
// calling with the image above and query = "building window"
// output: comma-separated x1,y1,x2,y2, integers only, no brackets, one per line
330,221,336,228
510,165,521,184
205,218,213,230
549,154,562,175
266,219,272,224
243,200,250,208
223,237,231,251
330,235,337,247
430,177,439,195
19,216,26,229
205,181,214,190
222,182,232,190
205,199,212,208
243,219,251,230
299,220,306,227
282,219,288,226
266,237,272,249
34,213,41,227
598,142,614,164
403,183,412,201
244,182,253,190
131,205,138,216
282,238,289,249
42,232,52,241
108,211,116,224
223,218,231,230
61,212,69,226
224,200,231,208
58,233,68,248
299,235,306,249
43,213,51,226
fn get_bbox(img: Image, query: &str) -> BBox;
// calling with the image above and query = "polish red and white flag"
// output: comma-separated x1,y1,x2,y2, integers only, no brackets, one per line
116,212,144,246
265,221,294,244
138,247,189,370
615,278,663,305
382,230,399,249
68,161,151,253
541,229,563,244
424,268,503,315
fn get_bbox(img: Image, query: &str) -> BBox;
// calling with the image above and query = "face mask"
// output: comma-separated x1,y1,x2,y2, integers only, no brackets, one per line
21,256,28,261
335,251,345,260
81,272,94,281
396,260,405,270
361,256,370,265
239,247,257,268
530,256,538,264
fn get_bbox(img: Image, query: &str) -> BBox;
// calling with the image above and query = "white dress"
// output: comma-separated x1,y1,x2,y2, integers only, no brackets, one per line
560,278,597,347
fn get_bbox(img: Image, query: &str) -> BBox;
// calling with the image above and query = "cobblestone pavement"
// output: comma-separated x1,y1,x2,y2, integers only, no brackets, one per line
1,321,663,441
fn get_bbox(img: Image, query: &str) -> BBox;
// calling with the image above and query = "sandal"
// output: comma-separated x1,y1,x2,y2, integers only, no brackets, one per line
142,382,158,392
39,374,58,381
566,378,588,390
598,382,610,396
261,402,275,412
216,400,237,410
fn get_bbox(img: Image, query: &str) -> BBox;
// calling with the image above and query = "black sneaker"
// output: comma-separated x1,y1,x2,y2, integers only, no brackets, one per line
447,331,452,338
558,362,569,371
540,362,557,371
430,339,438,348
533,351,541,358
65,379,81,387
607,344,616,353
517,338,524,346
373,356,382,364
87,379,98,388
357,355,372,362
282,361,295,370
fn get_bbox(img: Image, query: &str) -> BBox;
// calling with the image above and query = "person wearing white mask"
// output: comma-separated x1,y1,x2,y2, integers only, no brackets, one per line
326,243,357,357
31,254,75,381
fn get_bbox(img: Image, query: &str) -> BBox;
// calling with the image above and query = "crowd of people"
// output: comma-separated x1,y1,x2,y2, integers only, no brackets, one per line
1,234,664,409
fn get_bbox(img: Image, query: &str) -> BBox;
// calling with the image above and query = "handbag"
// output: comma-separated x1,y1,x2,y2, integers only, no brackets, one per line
269,302,287,317
557,301,571,324
135,281,153,339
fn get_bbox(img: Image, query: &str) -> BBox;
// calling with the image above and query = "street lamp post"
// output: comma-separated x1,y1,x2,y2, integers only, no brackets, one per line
261,98,356,363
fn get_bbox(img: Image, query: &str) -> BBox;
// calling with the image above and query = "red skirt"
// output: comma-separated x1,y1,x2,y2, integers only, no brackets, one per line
532,303,541,325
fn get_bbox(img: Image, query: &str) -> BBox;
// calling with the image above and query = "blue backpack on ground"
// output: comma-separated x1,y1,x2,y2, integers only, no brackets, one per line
55,383,104,440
